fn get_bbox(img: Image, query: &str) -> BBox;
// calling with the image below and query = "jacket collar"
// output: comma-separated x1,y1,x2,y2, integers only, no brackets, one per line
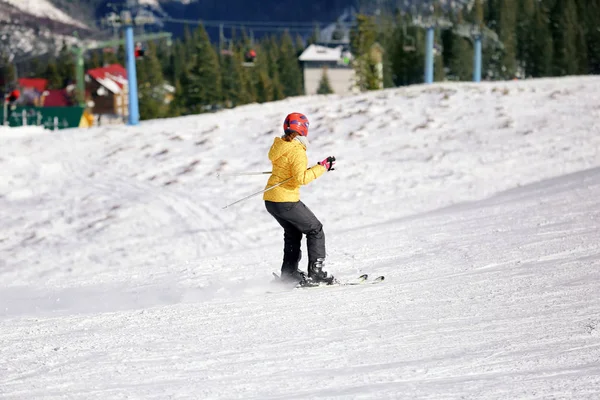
294,135,309,149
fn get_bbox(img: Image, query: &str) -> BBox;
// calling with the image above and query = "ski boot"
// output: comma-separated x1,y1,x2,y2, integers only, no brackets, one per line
279,256,307,286
279,269,307,285
307,258,336,285
278,251,307,286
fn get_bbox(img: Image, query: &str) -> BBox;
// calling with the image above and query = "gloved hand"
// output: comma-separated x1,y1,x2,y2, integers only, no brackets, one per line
318,156,336,171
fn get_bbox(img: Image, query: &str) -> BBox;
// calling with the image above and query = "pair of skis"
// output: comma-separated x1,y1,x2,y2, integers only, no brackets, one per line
272,272,385,289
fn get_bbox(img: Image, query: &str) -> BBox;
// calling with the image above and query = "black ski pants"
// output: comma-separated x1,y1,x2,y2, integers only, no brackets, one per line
265,200,325,274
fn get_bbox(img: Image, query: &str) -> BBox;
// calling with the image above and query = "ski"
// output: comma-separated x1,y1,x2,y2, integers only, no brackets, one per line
343,274,385,286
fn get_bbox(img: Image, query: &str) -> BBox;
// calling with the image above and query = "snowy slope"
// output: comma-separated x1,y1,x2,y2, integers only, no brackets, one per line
1,77,600,399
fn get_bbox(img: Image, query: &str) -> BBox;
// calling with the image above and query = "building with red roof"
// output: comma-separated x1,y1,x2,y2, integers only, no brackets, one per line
18,78,48,93
86,64,129,119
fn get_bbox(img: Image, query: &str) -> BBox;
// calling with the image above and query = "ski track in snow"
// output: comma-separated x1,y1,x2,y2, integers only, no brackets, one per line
1,77,600,399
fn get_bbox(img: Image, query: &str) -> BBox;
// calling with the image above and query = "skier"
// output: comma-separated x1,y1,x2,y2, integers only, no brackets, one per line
264,112,336,285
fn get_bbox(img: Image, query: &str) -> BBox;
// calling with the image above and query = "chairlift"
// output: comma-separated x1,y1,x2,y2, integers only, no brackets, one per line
403,36,416,52
218,41,255,66
402,23,416,52
134,42,145,58
243,49,257,67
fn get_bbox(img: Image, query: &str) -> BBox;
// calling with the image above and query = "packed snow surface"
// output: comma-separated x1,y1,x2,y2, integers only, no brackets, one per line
1,77,600,399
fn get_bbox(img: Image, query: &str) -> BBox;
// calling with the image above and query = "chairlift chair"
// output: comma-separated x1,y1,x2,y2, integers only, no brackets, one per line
134,42,145,58
243,49,257,67
403,36,416,52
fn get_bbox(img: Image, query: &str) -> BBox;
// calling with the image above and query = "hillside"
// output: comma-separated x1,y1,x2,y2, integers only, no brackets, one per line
0,0,93,63
1,0,87,27
1,77,600,398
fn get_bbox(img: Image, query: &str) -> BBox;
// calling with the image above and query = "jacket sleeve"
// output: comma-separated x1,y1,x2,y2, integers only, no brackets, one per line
290,148,326,185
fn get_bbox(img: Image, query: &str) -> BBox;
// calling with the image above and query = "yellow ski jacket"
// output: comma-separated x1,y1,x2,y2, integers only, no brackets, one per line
263,137,326,202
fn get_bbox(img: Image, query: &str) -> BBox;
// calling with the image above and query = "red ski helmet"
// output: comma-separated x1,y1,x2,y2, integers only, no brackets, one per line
283,112,309,137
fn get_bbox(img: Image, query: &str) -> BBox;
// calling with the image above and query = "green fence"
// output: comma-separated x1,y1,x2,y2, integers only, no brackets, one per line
0,106,87,130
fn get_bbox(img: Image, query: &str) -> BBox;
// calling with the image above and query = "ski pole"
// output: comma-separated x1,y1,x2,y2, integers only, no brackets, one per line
217,171,271,178
222,177,292,209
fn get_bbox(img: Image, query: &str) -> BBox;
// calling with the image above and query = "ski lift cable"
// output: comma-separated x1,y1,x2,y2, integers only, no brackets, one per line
93,16,351,28
92,16,335,33
159,17,352,28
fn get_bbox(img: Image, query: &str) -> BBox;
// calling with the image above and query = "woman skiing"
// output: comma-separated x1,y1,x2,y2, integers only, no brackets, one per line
264,112,336,285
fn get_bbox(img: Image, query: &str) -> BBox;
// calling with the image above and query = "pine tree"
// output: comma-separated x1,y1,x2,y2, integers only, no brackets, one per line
278,31,303,97
441,24,454,74
255,58,274,103
171,41,186,85
295,35,305,57
230,31,257,103
87,51,102,70
183,25,196,63
572,0,589,74
264,37,285,100
377,15,396,88
0,55,16,90
182,24,222,114
183,25,194,46
381,49,395,88
44,61,63,89
387,16,412,86
137,41,166,120
240,27,253,52
220,49,249,107
472,0,485,27
350,14,381,90
411,27,428,84
30,58,46,78
529,2,554,77
516,0,535,76
157,39,172,80
388,15,425,86
117,45,126,66
485,0,499,29
581,0,600,73
449,36,473,81
57,40,75,87
102,49,119,66
574,21,588,75
550,0,580,76
316,66,334,94
449,10,473,81
497,0,518,78
219,52,234,108
294,35,306,94
308,24,321,45
432,1,446,82
240,54,257,104
169,73,187,117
